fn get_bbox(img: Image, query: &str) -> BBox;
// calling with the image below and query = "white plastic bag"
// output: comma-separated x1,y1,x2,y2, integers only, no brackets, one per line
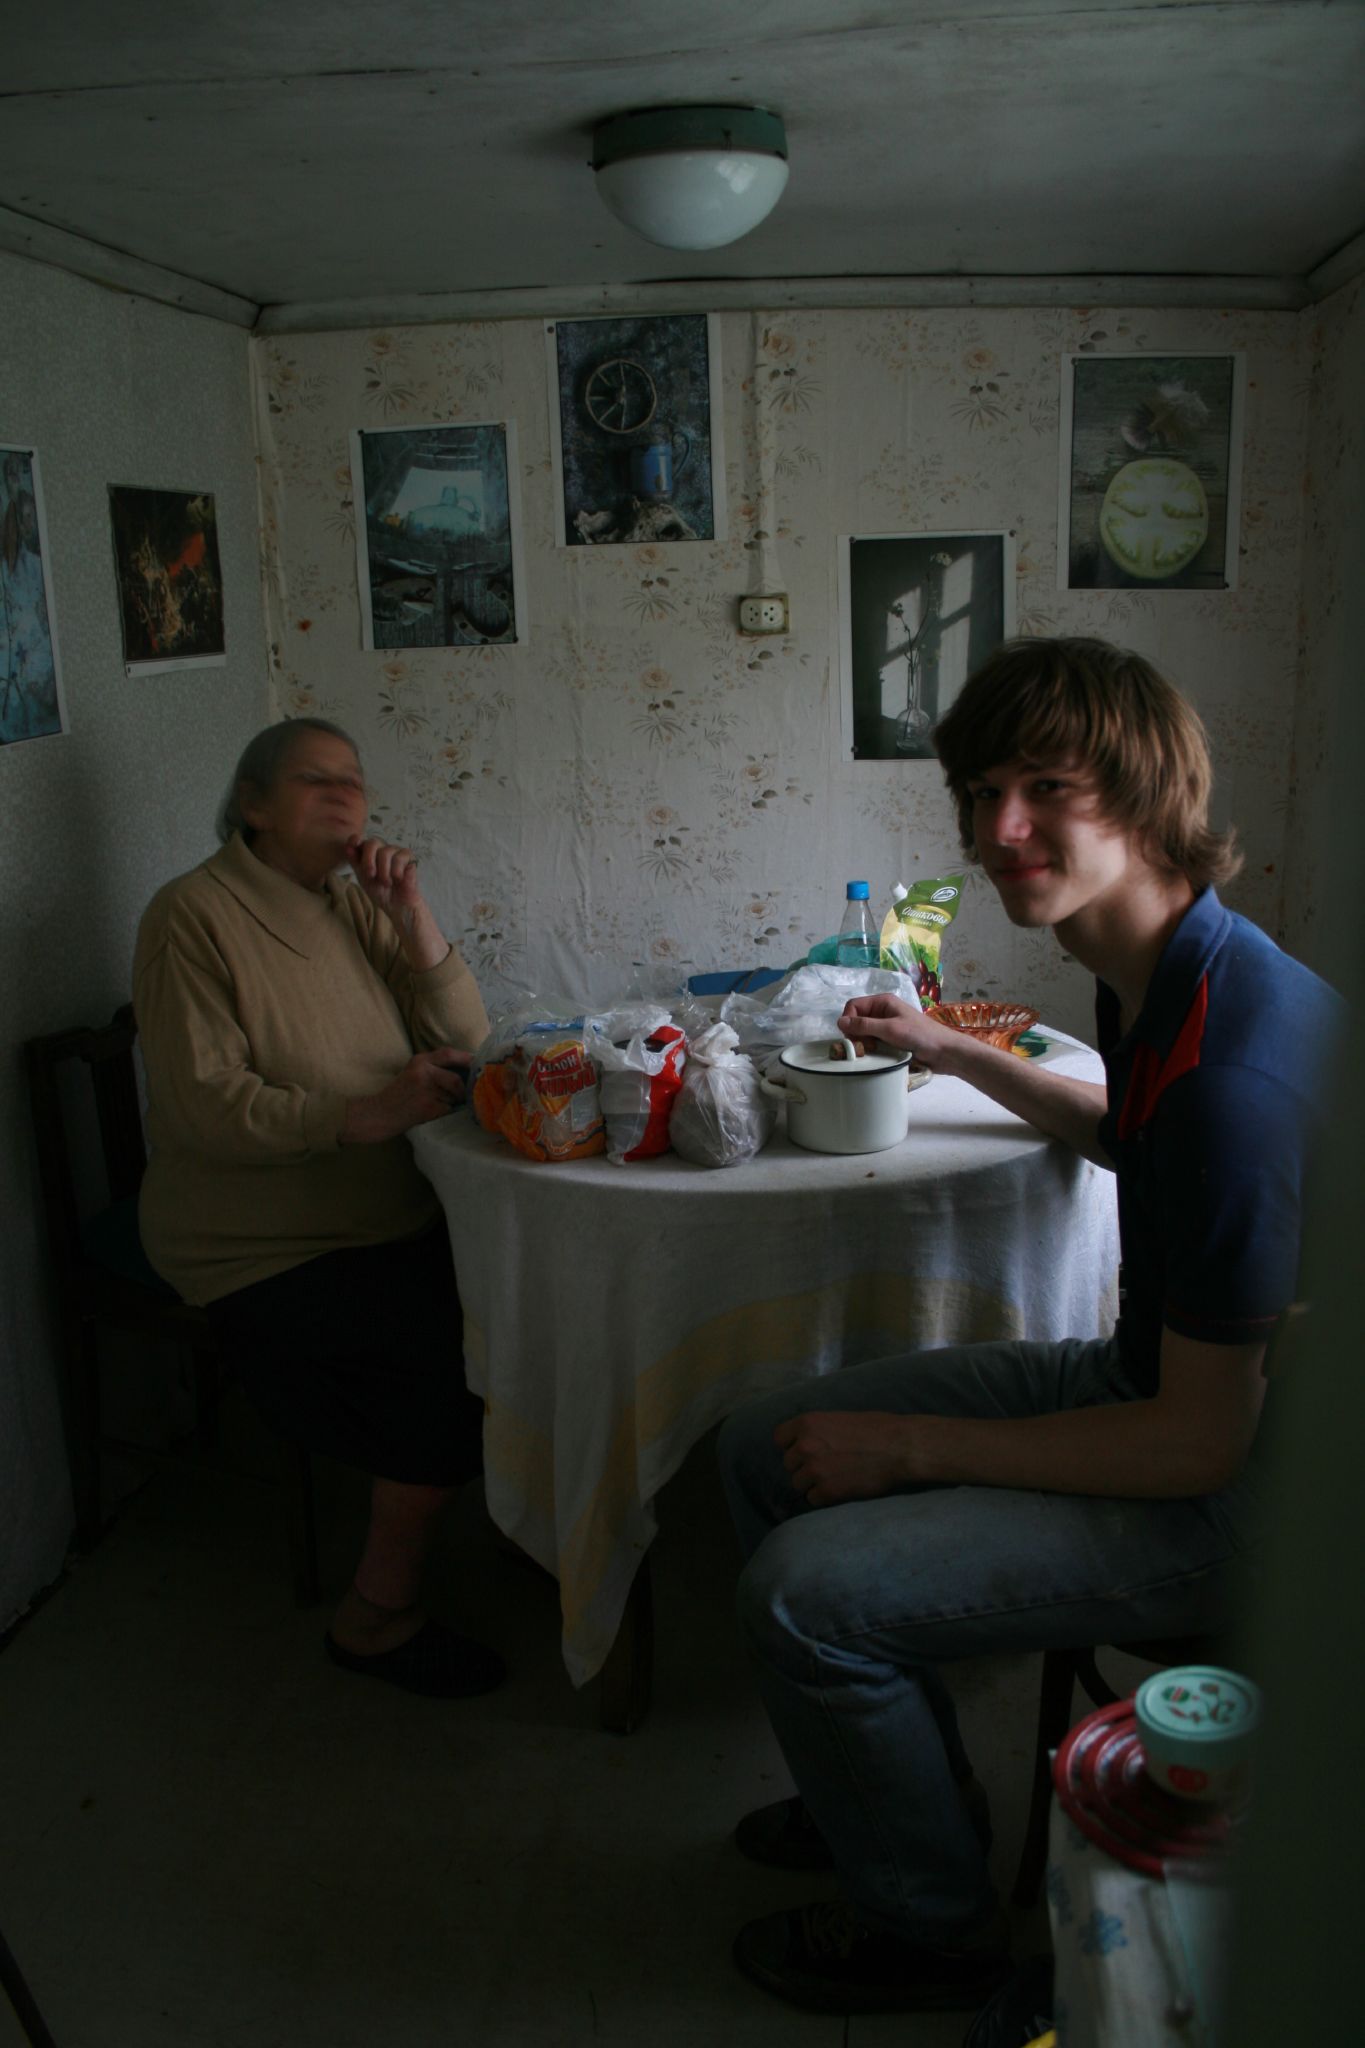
584,1010,687,1165
668,1023,776,1169
719,961,922,1062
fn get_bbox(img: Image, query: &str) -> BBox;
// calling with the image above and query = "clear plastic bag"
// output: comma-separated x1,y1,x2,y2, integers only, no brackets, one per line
668,1023,776,1168
719,961,922,1062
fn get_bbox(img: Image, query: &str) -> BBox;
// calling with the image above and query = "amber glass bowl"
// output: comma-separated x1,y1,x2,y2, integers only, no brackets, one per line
928,1001,1039,1051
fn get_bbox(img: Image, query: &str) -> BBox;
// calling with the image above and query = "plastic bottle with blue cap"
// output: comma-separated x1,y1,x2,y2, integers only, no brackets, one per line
835,881,880,970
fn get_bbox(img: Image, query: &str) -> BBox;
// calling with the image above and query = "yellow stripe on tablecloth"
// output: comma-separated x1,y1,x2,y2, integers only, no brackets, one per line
470,1271,1023,1651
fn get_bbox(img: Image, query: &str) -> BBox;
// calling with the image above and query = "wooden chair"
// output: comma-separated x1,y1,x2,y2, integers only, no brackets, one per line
24,1004,320,1604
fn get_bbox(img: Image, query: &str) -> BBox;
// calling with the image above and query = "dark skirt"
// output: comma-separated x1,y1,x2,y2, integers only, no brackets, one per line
205,1223,484,1487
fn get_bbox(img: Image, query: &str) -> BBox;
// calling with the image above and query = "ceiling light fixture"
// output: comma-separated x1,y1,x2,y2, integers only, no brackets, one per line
591,105,789,252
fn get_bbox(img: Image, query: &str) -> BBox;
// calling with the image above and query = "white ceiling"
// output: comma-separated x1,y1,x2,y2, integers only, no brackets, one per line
2,0,1363,331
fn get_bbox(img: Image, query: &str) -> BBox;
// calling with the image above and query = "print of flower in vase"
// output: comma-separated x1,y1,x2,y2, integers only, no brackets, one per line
764,362,823,415
362,333,421,415
464,902,523,979
377,688,429,740
640,807,692,881
889,552,954,751
634,688,687,753
950,371,1012,431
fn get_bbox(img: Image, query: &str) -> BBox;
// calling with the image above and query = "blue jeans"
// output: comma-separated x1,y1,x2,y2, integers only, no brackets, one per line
718,1337,1265,1943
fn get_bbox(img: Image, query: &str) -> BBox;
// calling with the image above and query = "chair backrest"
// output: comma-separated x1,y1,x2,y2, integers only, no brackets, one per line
25,1005,147,1290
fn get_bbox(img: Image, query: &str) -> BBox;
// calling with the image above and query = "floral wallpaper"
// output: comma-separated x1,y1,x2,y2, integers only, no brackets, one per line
253,301,1320,1041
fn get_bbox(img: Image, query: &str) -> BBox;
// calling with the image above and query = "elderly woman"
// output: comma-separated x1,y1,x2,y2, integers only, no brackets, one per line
133,716,500,1698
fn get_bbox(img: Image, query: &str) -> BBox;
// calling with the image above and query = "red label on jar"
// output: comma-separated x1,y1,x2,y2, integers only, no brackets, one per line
1168,1764,1210,1795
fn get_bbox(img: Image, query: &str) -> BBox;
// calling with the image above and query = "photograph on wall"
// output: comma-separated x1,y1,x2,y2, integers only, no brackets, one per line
1,445,66,746
351,420,526,649
838,532,1015,762
1059,353,1245,591
546,313,725,547
108,486,226,674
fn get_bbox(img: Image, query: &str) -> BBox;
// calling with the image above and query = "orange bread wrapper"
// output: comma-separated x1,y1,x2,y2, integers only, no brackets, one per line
471,1034,605,1161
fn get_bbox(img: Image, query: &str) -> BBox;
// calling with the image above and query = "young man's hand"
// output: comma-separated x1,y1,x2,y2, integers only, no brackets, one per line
775,1410,919,1505
839,995,958,1070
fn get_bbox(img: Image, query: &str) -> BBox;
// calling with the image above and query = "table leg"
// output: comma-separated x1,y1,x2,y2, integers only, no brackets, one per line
597,1554,654,1734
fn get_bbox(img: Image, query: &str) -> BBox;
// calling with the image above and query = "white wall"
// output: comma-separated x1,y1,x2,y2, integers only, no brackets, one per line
0,254,270,1625
254,305,1312,1044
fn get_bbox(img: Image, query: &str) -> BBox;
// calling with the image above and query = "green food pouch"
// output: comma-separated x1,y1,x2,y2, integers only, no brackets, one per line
878,876,964,1007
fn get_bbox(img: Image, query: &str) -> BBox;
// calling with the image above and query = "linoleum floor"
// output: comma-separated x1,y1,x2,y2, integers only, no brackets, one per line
0,1403,1053,2047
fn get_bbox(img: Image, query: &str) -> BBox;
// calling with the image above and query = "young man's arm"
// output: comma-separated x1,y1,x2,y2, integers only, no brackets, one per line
841,994,1112,1165
776,1326,1267,1506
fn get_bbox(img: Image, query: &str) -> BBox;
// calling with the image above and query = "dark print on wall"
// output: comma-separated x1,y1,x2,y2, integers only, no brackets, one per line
109,486,226,672
1,444,65,745
838,532,1014,762
1060,353,1245,591
350,420,526,649
547,313,725,547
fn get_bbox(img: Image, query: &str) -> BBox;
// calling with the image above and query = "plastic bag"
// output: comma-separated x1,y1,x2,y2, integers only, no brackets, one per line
719,961,922,1063
585,1012,687,1164
470,993,605,1162
668,1023,776,1168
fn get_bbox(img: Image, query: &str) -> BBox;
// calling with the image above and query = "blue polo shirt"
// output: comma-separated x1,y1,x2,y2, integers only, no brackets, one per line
1096,889,1340,1395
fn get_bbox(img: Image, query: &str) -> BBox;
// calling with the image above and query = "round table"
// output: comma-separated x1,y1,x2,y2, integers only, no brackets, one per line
411,1028,1119,1690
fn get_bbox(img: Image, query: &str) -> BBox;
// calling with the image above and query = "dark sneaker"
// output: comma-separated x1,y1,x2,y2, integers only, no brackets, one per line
733,1898,1011,2014
735,1776,994,1871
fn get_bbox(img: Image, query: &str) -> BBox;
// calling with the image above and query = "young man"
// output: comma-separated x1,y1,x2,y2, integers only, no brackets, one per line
720,636,1339,2014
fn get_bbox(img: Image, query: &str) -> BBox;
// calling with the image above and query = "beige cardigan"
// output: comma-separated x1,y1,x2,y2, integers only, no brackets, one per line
133,833,488,1306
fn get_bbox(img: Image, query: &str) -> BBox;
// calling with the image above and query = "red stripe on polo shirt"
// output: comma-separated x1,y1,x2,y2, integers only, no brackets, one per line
1117,975,1210,1140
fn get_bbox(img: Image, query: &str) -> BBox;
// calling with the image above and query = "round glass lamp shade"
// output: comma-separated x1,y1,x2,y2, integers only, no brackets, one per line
592,106,789,251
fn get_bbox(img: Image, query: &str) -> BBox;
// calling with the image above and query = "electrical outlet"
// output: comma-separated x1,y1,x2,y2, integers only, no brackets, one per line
739,593,789,635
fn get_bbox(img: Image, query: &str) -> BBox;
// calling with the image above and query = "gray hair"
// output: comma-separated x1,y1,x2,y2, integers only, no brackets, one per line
217,716,362,843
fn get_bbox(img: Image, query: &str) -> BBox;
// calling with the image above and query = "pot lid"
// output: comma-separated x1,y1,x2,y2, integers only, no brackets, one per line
779,1039,912,1076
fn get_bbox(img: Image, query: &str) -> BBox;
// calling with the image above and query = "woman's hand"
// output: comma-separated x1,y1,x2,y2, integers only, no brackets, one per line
347,836,423,916
346,836,450,971
840,993,956,1070
341,1048,472,1144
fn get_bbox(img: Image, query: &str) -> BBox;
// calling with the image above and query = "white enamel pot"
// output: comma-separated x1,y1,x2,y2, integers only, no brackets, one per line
760,1039,932,1155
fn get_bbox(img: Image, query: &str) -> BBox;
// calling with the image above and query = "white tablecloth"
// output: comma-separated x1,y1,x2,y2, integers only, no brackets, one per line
411,1029,1118,1684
